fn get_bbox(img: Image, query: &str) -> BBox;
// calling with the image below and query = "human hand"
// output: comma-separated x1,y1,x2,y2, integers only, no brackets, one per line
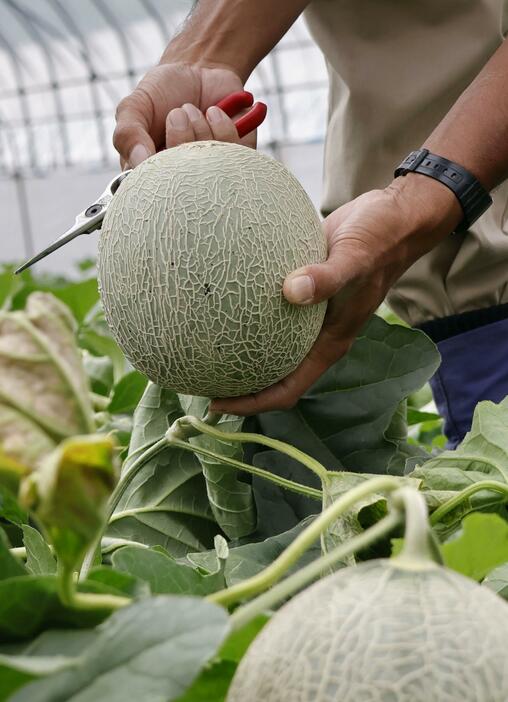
211,174,462,416
113,63,254,169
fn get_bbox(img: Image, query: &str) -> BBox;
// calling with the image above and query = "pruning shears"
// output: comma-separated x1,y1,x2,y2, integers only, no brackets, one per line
16,91,267,274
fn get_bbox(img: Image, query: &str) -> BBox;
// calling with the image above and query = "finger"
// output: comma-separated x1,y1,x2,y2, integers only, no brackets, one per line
165,107,195,148
205,106,241,143
182,103,214,141
114,92,156,168
283,232,372,306
210,329,351,416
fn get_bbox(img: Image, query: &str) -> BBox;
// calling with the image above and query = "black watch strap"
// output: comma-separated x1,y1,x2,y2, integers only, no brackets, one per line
394,149,492,233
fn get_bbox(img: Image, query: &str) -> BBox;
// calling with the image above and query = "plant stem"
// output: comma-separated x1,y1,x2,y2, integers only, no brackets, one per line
208,475,401,608
71,592,131,611
57,560,76,607
90,392,110,411
167,436,322,500
175,415,331,487
429,480,508,525
391,487,441,569
229,510,402,631
108,437,169,515
167,411,222,441
58,558,131,610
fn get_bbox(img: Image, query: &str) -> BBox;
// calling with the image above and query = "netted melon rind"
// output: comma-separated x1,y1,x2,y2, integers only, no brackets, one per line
227,559,508,702
98,141,327,397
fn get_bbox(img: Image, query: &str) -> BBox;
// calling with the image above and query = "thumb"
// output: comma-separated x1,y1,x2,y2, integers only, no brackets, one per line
284,236,368,305
113,94,156,168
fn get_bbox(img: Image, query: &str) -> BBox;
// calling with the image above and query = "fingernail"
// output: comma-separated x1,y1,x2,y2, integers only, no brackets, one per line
206,106,226,124
129,144,150,168
183,103,202,122
285,275,314,304
169,109,190,130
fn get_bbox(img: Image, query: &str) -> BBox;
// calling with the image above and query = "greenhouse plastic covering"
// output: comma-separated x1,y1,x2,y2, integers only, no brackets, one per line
0,0,327,269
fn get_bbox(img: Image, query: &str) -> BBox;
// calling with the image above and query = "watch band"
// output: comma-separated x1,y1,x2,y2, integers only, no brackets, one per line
394,149,492,233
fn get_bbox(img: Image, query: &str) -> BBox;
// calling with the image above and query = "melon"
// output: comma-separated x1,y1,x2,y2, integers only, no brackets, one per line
98,141,327,397
227,559,508,701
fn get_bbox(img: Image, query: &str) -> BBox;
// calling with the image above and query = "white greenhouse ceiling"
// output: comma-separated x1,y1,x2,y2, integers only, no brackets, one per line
0,0,327,177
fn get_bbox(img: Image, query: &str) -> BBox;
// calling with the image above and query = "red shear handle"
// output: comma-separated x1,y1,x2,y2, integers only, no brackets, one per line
215,90,267,139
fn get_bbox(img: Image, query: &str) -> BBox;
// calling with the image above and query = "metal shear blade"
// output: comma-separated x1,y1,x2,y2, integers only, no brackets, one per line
15,170,132,274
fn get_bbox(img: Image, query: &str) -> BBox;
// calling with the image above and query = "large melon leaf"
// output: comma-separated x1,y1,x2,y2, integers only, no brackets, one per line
107,384,219,556
179,395,256,540
246,316,440,536
410,398,508,535
252,316,438,475
0,293,95,470
0,596,229,702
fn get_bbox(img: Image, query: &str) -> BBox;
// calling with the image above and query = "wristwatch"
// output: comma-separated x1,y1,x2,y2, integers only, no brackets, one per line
394,148,492,233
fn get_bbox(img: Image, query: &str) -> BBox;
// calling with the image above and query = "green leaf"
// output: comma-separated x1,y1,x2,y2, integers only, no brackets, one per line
217,615,268,662
0,575,120,642
0,486,27,526
0,529,27,581
0,654,66,700
6,596,229,702
21,435,118,570
175,615,268,702
406,407,441,425
12,278,99,325
112,545,225,595
252,317,438,477
51,279,100,324
322,472,411,566
174,660,237,702
84,566,150,599
76,258,96,273
483,562,508,600
411,399,508,529
21,526,56,576
0,270,23,311
175,622,269,702
441,513,508,581
79,303,126,382
108,371,148,415
249,449,322,539
188,517,320,587
179,395,256,540
414,398,508,486
82,351,114,396
108,384,219,556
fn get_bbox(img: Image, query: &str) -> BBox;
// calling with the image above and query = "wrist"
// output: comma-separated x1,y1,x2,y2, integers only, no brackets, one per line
387,172,463,257
161,34,249,82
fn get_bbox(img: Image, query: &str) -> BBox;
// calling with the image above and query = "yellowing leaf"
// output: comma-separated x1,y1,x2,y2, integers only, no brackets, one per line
21,435,118,570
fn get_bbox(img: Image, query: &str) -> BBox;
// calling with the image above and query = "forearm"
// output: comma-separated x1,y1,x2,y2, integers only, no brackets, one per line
423,38,508,190
162,0,309,82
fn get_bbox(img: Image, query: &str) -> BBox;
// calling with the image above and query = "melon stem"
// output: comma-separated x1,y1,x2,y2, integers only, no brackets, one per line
166,436,322,500
174,415,331,488
208,475,401,609
429,480,508,526
391,487,442,569
229,510,402,632
58,559,130,611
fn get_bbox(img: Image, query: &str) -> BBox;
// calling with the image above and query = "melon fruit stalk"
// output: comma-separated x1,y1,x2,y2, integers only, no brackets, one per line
98,141,327,397
226,487,508,702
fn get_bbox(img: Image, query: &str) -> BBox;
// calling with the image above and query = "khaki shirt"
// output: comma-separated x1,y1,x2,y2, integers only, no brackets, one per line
305,0,508,325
